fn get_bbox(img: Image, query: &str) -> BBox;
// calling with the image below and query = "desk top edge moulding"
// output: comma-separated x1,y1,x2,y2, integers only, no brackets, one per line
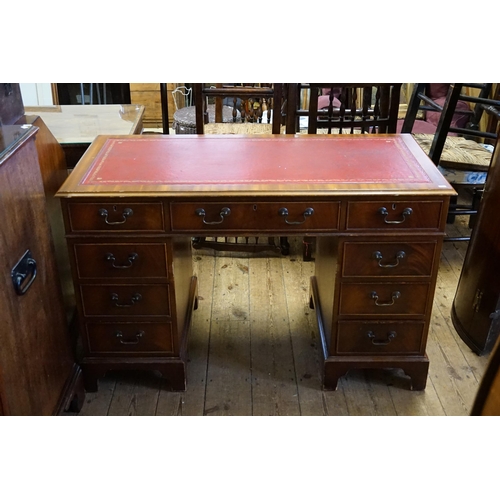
56,133,455,392
56,134,455,198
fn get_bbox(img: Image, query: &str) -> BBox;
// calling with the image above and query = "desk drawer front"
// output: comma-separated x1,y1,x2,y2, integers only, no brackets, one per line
74,243,169,279
339,283,430,316
342,241,437,278
346,201,443,230
80,284,171,317
336,321,425,355
67,202,165,232
86,322,174,355
170,202,340,232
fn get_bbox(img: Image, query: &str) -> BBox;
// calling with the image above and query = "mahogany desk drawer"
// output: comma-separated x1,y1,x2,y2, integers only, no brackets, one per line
86,322,174,355
336,321,425,355
342,241,437,278
170,201,340,232
339,283,430,316
346,201,444,230
67,202,165,232
80,284,171,317
74,243,169,280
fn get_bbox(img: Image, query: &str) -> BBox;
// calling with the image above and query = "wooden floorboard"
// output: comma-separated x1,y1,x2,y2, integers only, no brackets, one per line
250,256,301,416
72,213,490,416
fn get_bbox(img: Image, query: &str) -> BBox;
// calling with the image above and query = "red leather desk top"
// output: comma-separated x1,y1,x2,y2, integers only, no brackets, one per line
58,134,455,196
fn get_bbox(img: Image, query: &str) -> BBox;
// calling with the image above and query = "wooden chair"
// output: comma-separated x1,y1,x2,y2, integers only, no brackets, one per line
285,84,402,260
190,83,289,254
193,83,285,135
285,83,402,135
159,83,170,135
401,83,500,241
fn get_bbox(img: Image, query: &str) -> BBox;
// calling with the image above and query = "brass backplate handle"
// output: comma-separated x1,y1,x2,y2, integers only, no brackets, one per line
115,330,144,345
278,207,314,225
99,207,133,225
195,207,231,224
110,292,142,307
372,250,406,268
371,290,401,306
105,252,138,269
378,207,413,224
367,330,397,345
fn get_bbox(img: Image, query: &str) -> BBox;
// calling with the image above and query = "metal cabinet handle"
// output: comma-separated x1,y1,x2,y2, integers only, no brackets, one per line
278,207,314,225
372,250,406,268
11,250,37,296
195,207,231,225
110,292,142,307
115,330,144,345
367,330,397,346
99,207,133,225
371,290,401,306
105,252,138,269
378,207,413,224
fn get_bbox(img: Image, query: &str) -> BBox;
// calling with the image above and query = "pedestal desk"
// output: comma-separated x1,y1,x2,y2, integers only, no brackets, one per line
56,134,455,391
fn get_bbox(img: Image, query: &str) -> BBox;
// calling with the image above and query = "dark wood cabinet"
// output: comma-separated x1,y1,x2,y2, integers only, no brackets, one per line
452,143,500,354
0,124,81,415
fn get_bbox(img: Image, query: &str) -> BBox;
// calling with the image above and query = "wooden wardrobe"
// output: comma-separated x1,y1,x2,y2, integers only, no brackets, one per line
0,118,81,415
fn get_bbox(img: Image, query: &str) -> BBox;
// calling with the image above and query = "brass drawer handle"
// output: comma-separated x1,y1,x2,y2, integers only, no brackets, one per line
195,207,231,225
372,250,406,268
110,292,142,307
278,207,314,225
378,207,413,224
367,330,397,346
99,207,134,225
114,330,144,345
105,252,138,269
371,290,401,306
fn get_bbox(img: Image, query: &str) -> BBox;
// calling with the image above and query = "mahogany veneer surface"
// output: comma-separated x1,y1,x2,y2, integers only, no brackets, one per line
59,134,452,196
57,134,455,392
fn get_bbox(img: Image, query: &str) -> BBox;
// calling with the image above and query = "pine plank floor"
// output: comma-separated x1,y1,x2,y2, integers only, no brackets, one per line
73,213,490,416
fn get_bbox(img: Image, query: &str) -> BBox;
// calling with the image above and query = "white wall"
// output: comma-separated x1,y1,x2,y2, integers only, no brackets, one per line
20,83,54,106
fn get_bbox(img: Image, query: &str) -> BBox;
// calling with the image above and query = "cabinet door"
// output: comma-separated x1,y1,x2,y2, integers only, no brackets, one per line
452,146,500,354
0,132,74,415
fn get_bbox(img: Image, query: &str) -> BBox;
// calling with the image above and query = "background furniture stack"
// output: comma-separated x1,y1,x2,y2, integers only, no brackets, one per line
285,83,402,135
401,83,500,240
